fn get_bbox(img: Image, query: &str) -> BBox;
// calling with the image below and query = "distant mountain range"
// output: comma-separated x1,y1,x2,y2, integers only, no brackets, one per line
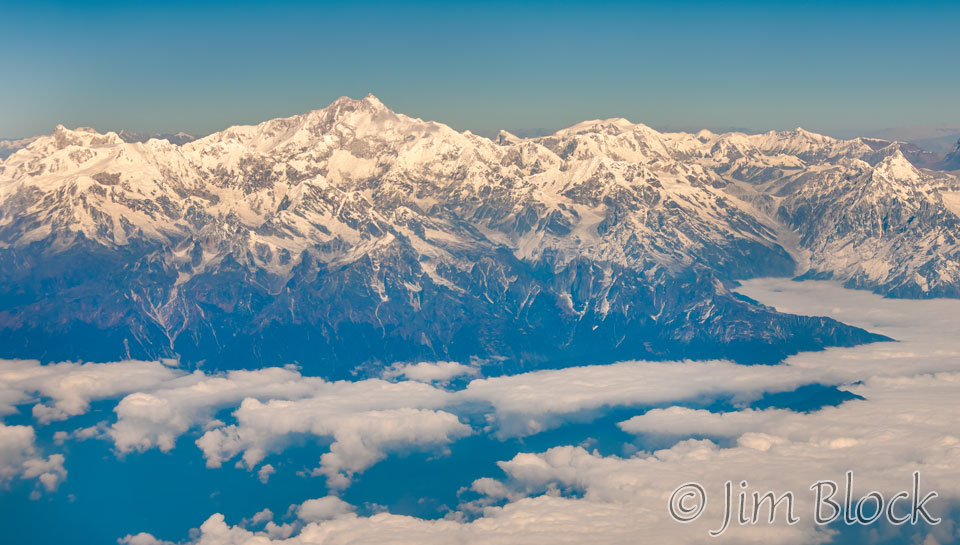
942,140,960,171
0,136,40,160
2,96,958,375
0,131,196,160
851,125,960,155
114,130,197,146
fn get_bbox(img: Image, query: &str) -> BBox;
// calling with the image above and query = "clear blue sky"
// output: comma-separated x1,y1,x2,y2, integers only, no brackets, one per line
2,0,958,138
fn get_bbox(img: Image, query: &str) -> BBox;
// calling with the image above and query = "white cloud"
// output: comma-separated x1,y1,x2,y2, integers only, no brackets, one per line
249,508,274,526
173,495,827,545
489,372,960,544
458,360,818,437
0,423,37,483
0,423,67,493
297,496,355,522
0,359,182,423
455,279,960,438
22,453,67,492
117,532,175,545
382,361,480,384
257,463,275,484
264,521,296,540
735,279,960,380
2,359,474,487
619,406,796,438
54,421,110,445
195,380,471,488
616,372,960,493
110,367,326,452
173,371,960,544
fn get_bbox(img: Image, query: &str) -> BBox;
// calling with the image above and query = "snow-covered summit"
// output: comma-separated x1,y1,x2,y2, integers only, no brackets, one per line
555,117,640,136
1,95,958,296
872,148,922,183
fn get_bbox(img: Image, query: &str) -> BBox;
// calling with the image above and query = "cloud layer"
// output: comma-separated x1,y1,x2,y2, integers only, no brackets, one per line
6,279,960,543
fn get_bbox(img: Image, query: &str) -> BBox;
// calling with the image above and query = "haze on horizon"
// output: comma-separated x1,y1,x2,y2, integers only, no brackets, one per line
2,0,959,140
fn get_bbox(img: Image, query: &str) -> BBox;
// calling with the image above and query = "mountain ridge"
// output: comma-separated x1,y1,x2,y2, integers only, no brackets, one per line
3,95,955,374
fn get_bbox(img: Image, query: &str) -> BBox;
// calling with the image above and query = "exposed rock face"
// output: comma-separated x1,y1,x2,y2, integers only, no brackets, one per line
8,95,956,374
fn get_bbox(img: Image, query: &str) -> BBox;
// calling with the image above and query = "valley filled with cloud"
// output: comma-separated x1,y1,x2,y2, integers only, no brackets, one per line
3,280,959,544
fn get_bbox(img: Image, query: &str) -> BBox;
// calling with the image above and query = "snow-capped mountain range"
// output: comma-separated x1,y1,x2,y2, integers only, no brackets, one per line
0,131,196,160
2,95,956,373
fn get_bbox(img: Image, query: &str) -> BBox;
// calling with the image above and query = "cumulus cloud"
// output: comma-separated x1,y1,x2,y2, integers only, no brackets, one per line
297,496,355,522
249,508,274,526
382,361,480,384
165,494,827,545
105,371,472,487
2,359,474,487
53,422,111,444
22,453,67,492
194,379,470,487
257,463,275,484
0,359,182,422
5,361,476,493
110,367,326,452
0,424,37,483
117,532,175,545
0,423,67,494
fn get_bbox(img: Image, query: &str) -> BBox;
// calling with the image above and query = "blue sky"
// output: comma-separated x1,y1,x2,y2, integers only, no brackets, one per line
2,0,958,138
